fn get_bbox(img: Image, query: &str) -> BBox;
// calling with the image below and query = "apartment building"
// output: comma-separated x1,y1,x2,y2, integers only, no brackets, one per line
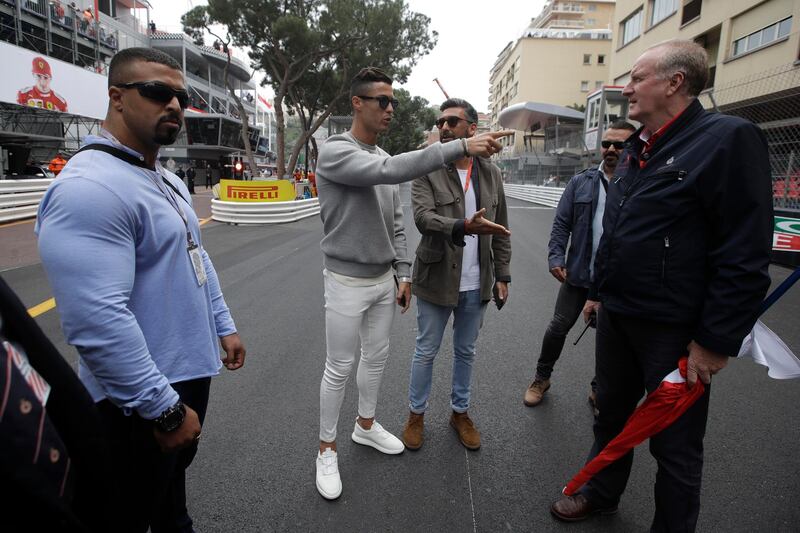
531,0,617,30
0,0,273,177
489,26,612,156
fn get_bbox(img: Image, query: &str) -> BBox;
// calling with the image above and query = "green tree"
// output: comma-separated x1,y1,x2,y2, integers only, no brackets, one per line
379,88,436,155
183,0,436,179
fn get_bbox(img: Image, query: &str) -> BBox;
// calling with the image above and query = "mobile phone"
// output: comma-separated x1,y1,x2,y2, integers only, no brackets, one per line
492,285,505,310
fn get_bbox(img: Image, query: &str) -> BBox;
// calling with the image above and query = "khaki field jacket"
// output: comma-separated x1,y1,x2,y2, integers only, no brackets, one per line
411,156,511,307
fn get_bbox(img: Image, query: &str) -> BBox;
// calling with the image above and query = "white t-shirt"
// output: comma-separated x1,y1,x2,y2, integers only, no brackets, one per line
457,167,480,291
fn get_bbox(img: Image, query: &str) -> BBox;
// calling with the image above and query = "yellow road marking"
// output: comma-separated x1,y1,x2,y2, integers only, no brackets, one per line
27,297,56,318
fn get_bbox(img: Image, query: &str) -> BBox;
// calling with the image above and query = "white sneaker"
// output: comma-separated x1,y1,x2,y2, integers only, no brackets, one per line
315,448,342,500
351,419,405,455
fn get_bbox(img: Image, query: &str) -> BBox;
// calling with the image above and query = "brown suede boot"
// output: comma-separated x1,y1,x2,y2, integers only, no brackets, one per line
450,411,480,450
402,412,424,450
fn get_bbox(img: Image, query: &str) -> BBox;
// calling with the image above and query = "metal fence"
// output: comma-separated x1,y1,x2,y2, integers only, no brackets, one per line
698,62,800,213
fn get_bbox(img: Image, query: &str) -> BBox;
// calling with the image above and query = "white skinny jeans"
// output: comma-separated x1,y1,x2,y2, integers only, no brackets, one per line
319,270,396,442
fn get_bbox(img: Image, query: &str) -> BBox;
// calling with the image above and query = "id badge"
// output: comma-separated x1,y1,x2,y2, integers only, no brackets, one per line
188,244,207,286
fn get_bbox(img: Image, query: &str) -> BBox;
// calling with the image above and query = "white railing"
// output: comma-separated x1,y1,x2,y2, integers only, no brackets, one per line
211,197,320,225
503,184,565,208
0,179,54,224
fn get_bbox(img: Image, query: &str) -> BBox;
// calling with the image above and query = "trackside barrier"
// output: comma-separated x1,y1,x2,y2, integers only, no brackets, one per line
503,183,565,208
0,179,54,224
211,197,320,225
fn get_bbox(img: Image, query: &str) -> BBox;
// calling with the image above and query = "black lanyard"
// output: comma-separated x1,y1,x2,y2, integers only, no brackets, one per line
75,143,196,248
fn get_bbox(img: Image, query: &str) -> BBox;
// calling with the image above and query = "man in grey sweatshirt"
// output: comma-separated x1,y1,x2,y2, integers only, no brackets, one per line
314,67,512,500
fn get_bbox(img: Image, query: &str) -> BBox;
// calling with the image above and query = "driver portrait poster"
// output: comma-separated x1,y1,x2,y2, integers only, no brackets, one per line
0,41,107,120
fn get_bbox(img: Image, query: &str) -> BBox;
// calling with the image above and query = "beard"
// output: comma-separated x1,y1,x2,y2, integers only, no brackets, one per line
440,131,462,143
153,116,182,145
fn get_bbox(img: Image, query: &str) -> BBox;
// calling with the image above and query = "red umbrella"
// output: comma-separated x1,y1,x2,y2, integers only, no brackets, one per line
563,357,705,496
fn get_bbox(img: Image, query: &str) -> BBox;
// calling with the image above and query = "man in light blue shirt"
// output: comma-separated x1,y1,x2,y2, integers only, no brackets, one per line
36,47,245,532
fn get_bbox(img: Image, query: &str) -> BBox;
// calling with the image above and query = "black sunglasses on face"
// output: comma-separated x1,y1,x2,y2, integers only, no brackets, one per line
357,95,399,110
116,81,190,109
436,116,472,129
601,140,625,149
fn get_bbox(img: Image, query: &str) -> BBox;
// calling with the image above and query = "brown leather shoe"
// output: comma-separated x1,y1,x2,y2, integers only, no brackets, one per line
450,411,480,450
550,494,618,522
523,378,550,406
402,412,424,450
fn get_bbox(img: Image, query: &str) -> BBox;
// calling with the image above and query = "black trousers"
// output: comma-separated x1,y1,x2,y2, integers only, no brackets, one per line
580,309,710,533
97,378,210,533
536,281,588,380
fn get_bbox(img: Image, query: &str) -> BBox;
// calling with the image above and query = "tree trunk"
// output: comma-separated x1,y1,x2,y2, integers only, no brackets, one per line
274,84,288,179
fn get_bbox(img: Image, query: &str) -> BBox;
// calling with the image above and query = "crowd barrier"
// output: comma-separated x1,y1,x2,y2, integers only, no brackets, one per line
211,197,320,225
0,179,54,224
503,183,565,208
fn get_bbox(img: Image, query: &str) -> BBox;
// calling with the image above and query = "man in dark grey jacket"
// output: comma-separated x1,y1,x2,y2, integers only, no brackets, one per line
401,98,511,452
523,121,635,408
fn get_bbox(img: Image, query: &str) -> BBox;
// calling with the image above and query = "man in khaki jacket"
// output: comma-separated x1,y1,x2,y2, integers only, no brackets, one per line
402,98,512,451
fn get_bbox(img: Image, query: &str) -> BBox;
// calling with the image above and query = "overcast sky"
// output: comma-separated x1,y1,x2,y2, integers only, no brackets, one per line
150,0,546,113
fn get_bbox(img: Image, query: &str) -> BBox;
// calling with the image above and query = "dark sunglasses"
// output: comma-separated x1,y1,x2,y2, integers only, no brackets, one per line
601,140,625,149
436,116,472,129
116,81,190,109
357,95,399,110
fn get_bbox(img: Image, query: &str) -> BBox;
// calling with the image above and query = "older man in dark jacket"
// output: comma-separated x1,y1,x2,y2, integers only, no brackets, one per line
524,121,635,408
551,40,772,530
401,98,511,452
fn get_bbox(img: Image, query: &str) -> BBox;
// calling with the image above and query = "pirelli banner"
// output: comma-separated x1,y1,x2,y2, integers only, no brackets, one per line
0,41,108,120
219,179,297,202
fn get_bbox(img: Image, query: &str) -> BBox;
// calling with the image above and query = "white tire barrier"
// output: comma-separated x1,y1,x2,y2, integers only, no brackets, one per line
503,183,565,208
211,197,320,225
0,179,54,224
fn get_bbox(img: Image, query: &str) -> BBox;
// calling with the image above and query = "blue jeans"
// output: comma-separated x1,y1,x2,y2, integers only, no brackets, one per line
409,290,486,414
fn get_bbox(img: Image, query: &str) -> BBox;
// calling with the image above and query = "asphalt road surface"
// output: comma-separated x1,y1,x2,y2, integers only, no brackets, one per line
2,184,799,532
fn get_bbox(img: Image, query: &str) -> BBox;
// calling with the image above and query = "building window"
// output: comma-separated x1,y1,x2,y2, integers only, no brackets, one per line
650,0,678,27
681,0,701,25
587,18,596,26
598,54,606,64
732,17,792,58
621,8,643,46
588,4,597,11
595,81,603,89
581,80,589,91
583,54,592,64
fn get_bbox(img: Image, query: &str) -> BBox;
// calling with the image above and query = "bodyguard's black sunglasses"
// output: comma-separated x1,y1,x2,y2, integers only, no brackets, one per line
436,116,473,129
357,95,399,110
115,81,190,109
601,140,625,149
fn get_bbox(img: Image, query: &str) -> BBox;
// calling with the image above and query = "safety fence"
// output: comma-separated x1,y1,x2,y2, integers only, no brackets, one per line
211,198,320,225
503,183,565,208
0,179,53,224
699,62,799,213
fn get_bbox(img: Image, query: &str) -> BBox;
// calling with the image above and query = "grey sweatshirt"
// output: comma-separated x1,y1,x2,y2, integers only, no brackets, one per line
316,131,465,278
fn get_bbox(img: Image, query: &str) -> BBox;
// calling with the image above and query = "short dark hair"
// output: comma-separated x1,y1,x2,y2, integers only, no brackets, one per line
608,120,637,132
440,98,478,124
108,47,182,88
350,67,393,101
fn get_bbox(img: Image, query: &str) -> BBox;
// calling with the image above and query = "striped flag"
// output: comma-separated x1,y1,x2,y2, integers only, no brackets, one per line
4,341,51,406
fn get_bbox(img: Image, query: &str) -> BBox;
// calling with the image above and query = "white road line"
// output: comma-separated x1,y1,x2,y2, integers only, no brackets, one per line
465,449,478,533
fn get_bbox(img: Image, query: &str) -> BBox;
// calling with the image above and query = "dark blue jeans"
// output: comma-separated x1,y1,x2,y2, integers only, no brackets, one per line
580,308,710,533
97,377,210,533
536,281,589,380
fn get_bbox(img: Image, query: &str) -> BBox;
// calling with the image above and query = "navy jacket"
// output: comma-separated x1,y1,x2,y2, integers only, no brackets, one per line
548,166,605,288
592,99,773,356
